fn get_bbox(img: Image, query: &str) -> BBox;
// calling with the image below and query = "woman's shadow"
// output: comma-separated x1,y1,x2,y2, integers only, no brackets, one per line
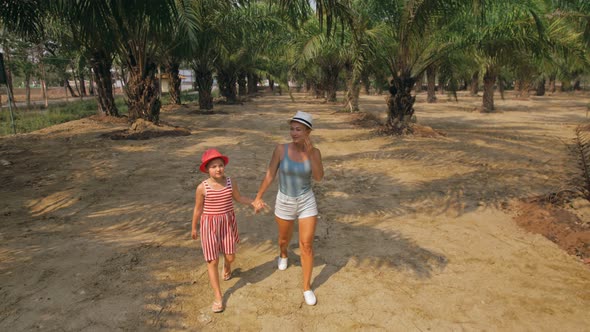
223,223,447,303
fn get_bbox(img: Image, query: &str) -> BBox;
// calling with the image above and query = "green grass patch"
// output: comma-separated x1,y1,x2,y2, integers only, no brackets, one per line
0,90,200,136
0,97,128,136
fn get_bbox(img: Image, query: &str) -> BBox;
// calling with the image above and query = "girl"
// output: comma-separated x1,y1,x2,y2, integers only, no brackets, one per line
252,111,324,306
191,148,255,313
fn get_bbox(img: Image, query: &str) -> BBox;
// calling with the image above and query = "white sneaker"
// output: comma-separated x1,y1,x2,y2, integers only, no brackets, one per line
277,257,288,270
303,290,317,306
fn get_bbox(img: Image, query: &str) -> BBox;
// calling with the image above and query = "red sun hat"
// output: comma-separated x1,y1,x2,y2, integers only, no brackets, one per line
199,148,229,173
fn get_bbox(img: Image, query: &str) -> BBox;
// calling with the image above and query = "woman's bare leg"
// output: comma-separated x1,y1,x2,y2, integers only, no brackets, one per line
275,216,295,258
298,216,317,291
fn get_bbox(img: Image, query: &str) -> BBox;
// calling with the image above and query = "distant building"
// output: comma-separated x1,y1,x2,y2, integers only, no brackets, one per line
160,73,188,93
112,69,195,92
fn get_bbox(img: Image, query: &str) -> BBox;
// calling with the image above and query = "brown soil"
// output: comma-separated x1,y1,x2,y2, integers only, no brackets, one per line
513,200,590,260
1,90,590,331
103,119,191,140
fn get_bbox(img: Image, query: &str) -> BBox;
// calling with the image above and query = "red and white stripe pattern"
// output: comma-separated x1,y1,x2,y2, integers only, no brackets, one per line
200,177,239,261
202,177,234,214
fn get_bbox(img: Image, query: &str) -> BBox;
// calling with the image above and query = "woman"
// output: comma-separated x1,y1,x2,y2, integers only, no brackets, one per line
253,110,324,306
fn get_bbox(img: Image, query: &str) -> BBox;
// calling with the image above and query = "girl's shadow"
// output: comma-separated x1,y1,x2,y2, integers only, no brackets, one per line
223,259,276,302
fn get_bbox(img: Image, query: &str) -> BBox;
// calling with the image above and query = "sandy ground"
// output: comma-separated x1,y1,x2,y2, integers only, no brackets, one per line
1,91,590,331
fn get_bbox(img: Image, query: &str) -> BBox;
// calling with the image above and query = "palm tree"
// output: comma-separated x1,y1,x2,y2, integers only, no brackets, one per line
543,1,590,92
0,0,47,40
271,0,351,37
104,0,179,123
235,3,285,97
55,1,121,116
188,0,231,110
363,0,468,134
213,3,281,104
0,1,49,109
466,0,548,112
65,0,187,121
290,18,350,102
160,0,200,105
342,0,379,112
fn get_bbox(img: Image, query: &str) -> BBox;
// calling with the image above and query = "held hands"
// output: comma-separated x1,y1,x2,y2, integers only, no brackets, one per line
252,198,269,214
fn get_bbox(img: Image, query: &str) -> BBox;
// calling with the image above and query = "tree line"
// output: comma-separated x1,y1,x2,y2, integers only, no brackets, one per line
0,0,588,134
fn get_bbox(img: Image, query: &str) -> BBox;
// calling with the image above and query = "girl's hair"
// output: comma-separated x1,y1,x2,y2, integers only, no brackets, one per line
206,157,226,169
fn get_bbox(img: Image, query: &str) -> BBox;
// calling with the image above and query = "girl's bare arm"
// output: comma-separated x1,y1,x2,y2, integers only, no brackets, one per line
232,180,254,206
191,183,205,239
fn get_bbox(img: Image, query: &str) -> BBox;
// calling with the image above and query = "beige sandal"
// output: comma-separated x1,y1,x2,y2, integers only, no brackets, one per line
223,266,232,281
212,301,224,313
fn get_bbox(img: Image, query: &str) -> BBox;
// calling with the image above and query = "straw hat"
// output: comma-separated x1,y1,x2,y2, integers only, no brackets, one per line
289,111,313,129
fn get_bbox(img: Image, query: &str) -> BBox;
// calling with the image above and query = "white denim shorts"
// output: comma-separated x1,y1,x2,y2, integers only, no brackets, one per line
274,190,318,221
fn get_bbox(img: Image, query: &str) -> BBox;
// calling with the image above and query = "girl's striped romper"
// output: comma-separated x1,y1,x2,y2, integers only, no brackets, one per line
200,177,239,261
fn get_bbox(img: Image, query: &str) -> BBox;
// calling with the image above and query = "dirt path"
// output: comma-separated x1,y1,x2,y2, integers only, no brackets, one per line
1,92,589,331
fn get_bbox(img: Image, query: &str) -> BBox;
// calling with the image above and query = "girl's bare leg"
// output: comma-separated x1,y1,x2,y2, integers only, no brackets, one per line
206,258,223,302
223,254,235,280
298,216,317,291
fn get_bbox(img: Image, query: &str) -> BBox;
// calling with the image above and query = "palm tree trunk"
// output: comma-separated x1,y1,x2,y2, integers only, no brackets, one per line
361,72,371,95
386,75,416,135
535,78,546,96
4,52,17,109
313,83,323,99
71,65,82,100
573,79,581,91
426,65,437,103
25,73,31,109
324,65,339,102
461,78,468,91
195,67,213,110
470,71,479,96
88,68,95,96
344,65,360,112
238,72,247,96
125,61,161,123
76,57,88,97
79,71,87,97
247,73,257,95
218,70,237,103
498,77,505,100
448,79,458,102
516,79,531,97
549,74,556,93
192,71,198,91
167,62,181,105
64,78,78,97
415,73,423,92
482,67,496,112
89,52,119,116
40,62,48,108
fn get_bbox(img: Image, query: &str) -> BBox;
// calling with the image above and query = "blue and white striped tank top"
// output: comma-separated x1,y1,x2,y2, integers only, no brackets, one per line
279,144,312,197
